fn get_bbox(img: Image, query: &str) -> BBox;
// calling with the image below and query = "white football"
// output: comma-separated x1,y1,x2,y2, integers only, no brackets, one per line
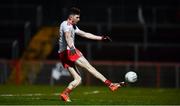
125,71,137,83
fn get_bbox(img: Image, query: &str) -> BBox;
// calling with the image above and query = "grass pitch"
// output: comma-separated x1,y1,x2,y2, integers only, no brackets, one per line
0,85,180,105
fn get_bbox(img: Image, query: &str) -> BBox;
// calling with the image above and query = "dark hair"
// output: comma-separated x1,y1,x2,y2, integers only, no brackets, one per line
68,7,80,15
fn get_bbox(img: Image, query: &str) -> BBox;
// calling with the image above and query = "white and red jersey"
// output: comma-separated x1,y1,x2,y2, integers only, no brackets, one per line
58,21,80,53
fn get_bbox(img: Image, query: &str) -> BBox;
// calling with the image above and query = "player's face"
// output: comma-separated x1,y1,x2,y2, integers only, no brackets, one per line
72,15,80,25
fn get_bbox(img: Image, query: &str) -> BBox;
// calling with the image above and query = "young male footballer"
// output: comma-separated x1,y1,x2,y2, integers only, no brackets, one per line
58,7,126,102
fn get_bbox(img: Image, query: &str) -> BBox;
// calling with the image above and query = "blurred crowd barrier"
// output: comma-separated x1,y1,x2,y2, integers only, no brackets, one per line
0,59,179,88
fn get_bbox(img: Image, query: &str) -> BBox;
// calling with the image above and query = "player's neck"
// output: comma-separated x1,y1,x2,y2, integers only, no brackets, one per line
67,19,73,25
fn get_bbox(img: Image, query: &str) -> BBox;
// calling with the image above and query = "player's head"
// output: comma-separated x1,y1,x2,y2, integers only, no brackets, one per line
68,7,80,25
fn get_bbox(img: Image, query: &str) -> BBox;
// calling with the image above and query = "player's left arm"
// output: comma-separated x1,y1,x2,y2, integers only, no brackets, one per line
76,29,102,40
76,29,112,41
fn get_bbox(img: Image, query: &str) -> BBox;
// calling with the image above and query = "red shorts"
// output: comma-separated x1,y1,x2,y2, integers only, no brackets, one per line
59,49,82,68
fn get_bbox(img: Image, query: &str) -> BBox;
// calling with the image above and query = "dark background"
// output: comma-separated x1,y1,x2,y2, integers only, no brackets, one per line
0,0,180,62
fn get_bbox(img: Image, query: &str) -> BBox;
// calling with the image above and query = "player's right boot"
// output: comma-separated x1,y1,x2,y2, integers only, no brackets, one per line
119,81,128,87
60,93,71,102
109,83,120,91
109,82,127,91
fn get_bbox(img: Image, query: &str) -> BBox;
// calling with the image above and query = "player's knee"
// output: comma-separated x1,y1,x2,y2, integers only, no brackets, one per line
76,76,82,85
72,76,82,88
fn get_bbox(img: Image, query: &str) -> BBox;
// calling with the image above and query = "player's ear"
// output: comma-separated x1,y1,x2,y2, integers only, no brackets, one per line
68,15,73,20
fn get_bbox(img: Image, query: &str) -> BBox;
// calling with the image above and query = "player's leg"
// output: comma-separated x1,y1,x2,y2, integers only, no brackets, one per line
67,66,82,89
76,56,106,81
60,66,81,102
75,56,120,91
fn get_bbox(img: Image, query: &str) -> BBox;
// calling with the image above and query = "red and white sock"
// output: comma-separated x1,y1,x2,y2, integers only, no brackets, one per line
62,88,72,95
104,80,112,86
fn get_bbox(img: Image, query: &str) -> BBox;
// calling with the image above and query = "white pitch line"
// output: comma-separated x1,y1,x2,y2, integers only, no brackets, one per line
0,93,59,97
0,94,14,97
52,93,60,96
84,90,100,95
0,90,100,97
0,92,103,103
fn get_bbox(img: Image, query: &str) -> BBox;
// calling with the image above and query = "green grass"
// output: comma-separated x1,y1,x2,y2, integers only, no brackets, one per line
0,85,180,105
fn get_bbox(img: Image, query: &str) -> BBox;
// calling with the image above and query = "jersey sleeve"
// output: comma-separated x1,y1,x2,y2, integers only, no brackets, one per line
63,23,72,32
75,26,80,33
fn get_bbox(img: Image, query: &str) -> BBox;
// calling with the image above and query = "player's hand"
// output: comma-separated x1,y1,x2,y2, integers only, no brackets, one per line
101,36,112,42
70,47,76,56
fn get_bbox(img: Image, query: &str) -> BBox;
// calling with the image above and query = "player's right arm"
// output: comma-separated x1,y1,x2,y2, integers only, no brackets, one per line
64,31,74,48
64,31,76,55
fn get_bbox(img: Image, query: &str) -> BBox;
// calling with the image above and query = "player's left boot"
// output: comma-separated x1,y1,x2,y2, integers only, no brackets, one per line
60,93,71,102
109,83,120,91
